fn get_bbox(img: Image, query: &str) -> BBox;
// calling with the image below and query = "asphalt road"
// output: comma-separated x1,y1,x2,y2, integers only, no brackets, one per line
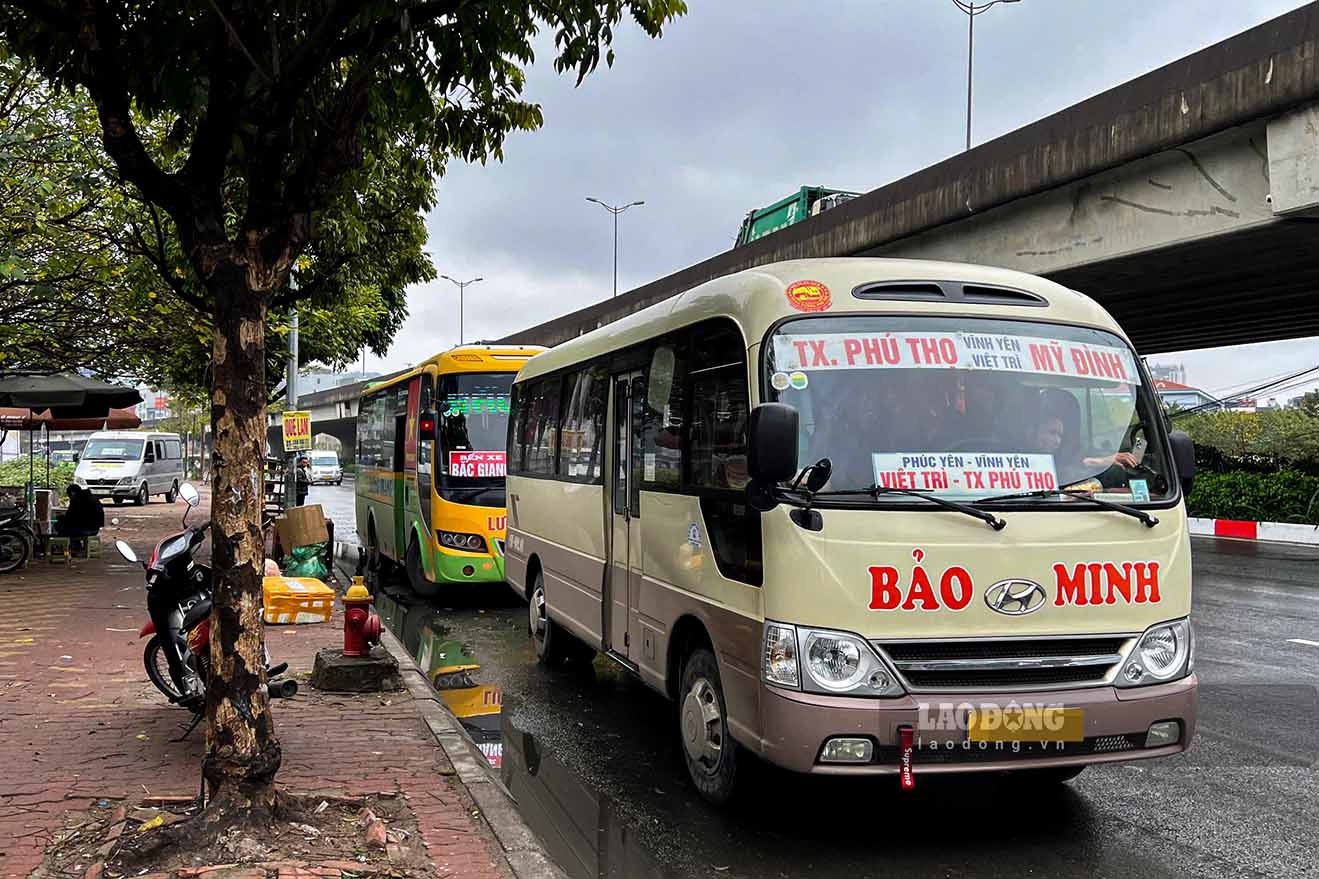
320,483,1319,879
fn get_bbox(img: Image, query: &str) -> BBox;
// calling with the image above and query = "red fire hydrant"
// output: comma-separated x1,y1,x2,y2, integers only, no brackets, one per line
343,576,382,657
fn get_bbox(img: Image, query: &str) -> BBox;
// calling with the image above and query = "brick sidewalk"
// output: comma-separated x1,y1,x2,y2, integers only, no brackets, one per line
0,498,507,879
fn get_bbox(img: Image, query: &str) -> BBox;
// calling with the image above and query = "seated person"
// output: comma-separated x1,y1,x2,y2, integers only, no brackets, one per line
57,484,105,540
1034,390,1138,490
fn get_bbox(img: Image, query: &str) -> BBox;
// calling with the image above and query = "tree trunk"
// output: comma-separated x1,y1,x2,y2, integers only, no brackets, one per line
204,270,281,812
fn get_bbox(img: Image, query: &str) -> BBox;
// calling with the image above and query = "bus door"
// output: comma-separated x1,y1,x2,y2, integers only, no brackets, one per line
607,371,645,662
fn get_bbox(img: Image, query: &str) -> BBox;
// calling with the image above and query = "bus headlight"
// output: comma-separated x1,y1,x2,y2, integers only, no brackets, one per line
437,530,487,552
798,627,904,696
1117,619,1191,686
763,622,903,697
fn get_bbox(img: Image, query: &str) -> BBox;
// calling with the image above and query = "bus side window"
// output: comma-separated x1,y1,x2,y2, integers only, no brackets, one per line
642,341,686,491
525,378,561,477
561,366,608,483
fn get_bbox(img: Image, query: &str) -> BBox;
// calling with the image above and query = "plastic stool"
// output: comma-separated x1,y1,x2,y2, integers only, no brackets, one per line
47,537,70,564
81,536,101,559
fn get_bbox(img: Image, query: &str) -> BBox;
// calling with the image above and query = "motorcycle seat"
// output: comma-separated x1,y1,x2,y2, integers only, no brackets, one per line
181,598,213,630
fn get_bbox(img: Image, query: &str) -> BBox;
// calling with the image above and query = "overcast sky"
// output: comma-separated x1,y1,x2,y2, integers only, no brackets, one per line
365,0,1318,403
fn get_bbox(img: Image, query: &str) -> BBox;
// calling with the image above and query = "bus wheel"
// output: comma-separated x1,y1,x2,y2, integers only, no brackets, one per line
406,539,441,598
679,648,739,804
529,570,567,665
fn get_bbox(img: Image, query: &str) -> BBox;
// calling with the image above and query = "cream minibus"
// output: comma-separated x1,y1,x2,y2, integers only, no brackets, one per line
505,258,1197,803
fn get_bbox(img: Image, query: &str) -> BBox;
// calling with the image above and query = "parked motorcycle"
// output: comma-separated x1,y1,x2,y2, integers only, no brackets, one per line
114,483,298,713
0,503,34,574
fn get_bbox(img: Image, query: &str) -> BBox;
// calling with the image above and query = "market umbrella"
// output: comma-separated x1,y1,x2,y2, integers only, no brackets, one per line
0,373,141,416
0,407,142,431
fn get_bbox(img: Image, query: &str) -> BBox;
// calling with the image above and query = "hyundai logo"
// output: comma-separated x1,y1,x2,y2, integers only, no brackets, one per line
984,579,1047,616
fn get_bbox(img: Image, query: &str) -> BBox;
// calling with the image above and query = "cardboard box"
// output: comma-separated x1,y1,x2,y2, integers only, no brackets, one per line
276,504,329,550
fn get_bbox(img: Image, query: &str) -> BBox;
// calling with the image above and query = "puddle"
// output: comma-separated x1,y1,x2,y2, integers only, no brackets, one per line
375,589,505,769
373,587,669,878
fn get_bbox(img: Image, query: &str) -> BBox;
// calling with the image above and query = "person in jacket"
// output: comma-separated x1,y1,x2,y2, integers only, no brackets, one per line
57,484,104,539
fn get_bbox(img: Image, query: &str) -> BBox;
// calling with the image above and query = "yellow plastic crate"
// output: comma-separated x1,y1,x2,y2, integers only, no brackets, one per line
262,576,335,625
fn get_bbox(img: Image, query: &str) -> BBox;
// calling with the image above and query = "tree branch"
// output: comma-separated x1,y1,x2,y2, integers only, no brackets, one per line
72,0,184,215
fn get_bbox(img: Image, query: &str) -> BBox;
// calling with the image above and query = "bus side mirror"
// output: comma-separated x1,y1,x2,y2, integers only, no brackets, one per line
1169,430,1195,498
748,403,799,484
419,410,437,442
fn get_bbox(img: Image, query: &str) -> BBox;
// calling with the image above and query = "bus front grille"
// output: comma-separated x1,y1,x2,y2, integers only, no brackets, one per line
873,636,1134,693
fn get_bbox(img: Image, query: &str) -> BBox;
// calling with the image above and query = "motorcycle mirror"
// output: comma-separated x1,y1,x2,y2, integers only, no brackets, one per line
179,483,200,507
114,539,139,564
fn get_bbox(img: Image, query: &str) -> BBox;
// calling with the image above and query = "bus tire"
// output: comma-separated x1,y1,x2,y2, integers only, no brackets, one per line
406,538,442,599
679,647,739,804
529,570,568,665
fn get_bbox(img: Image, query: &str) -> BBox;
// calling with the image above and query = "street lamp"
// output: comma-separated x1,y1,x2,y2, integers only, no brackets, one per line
951,0,1021,152
586,197,645,298
440,275,483,345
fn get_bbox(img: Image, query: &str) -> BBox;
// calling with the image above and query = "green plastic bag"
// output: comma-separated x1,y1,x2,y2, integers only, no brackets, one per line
283,543,328,579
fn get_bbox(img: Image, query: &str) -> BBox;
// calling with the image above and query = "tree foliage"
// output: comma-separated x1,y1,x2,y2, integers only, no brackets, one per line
0,54,427,398
0,0,685,814
1179,408,1319,476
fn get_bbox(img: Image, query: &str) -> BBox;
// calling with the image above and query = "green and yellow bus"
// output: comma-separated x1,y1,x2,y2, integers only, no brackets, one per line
355,344,545,596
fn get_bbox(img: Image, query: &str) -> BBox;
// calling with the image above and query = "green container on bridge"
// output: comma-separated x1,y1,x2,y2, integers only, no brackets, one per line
734,186,860,247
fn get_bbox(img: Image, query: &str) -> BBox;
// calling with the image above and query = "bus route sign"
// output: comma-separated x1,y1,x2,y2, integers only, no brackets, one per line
282,410,312,452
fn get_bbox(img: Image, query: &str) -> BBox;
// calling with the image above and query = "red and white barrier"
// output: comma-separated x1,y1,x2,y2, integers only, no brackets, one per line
1188,517,1319,545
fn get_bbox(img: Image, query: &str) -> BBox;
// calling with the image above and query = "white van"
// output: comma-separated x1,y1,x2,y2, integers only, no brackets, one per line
74,431,185,505
309,450,343,485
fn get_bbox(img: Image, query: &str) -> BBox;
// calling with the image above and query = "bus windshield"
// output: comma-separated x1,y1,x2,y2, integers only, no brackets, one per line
438,372,513,505
765,315,1174,504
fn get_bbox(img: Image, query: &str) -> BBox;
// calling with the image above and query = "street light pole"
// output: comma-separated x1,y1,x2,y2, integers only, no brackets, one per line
951,0,1021,152
586,197,645,298
440,275,483,344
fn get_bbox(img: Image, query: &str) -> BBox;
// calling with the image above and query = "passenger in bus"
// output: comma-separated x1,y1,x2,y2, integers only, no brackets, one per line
1034,390,1138,488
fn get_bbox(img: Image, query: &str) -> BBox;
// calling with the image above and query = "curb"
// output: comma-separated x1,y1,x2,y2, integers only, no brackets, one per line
377,627,567,879
1189,517,1319,545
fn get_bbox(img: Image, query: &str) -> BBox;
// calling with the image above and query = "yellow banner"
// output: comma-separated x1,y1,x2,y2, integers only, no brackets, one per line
968,706,1085,742
282,410,312,451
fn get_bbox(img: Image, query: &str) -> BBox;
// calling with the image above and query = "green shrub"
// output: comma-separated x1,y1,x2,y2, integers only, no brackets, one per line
0,459,77,492
1187,469,1319,524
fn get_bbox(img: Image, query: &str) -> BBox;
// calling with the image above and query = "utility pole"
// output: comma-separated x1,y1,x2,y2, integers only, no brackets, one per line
951,0,1021,151
440,275,482,345
284,307,299,511
586,197,644,298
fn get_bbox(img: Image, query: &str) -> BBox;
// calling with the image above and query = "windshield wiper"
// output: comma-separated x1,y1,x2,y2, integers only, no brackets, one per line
788,485,1006,531
974,488,1158,527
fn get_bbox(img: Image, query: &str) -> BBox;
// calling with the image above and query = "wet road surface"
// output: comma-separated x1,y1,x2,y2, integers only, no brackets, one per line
324,484,1319,878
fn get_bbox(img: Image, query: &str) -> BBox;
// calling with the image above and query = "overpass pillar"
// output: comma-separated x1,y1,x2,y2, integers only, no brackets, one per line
1268,101,1319,216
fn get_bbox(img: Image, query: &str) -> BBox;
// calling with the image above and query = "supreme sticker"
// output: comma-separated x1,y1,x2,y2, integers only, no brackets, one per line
785,280,832,312
448,451,507,478
773,331,1136,384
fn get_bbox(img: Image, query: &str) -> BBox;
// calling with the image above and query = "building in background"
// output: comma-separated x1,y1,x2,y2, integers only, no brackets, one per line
1153,379,1220,411
298,367,381,395
1149,362,1187,385
135,387,173,426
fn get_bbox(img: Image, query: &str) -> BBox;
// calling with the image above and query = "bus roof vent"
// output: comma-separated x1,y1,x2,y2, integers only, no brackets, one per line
961,284,1048,307
851,281,1047,307
851,282,948,301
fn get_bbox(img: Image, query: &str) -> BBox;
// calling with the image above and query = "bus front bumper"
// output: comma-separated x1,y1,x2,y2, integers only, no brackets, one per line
431,547,506,584
756,674,1197,775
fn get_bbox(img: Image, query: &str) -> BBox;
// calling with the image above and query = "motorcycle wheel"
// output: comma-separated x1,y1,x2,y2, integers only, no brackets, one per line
143,636,184,702
0,530,30,574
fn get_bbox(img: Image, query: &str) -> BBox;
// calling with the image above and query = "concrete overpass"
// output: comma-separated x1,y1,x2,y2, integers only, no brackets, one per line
266,369,406,457
501,3,1319,354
